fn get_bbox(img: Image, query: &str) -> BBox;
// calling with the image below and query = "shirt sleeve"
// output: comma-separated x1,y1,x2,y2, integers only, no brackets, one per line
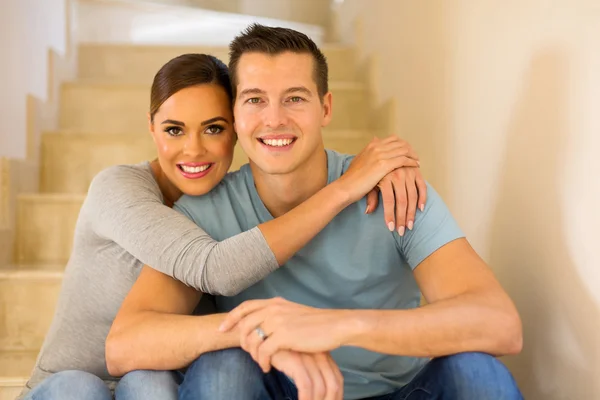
396,183,465,269
86,165,278,296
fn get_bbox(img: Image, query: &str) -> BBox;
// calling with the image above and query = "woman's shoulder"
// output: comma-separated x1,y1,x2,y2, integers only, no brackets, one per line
90,162,154,189
87,162,161,202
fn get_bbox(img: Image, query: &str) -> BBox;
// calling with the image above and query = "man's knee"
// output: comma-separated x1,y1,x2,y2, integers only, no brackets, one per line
432,352,523,399
116,370,180,400
28,370,111,400
180,348,267,400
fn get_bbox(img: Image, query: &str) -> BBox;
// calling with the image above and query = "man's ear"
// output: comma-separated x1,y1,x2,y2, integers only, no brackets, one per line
321,92,333,127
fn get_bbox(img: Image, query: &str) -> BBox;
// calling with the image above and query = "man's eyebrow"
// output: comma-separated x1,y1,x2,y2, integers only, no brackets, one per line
161,119,185,126
238,88,266,98
284,86,313,96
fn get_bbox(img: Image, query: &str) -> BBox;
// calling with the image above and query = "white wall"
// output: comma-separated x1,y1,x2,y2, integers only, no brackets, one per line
0,0,67,159
334,1,600,399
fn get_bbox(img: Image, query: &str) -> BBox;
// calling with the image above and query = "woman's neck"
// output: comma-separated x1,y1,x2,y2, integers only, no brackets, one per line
150,160,182,208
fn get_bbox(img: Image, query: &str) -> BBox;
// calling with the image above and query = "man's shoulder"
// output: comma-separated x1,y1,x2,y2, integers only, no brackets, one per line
325,149,355,179
174,166,250,219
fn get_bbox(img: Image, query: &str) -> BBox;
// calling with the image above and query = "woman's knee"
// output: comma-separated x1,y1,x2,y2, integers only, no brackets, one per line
28,370,111,400
180,348,268,400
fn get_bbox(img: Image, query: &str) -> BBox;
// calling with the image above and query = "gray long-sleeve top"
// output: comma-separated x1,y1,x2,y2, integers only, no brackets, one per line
20,162,278,396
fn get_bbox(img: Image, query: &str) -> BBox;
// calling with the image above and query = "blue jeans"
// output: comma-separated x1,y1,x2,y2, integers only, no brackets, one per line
23,369,181,400
179,348,270,400
183,349,523,400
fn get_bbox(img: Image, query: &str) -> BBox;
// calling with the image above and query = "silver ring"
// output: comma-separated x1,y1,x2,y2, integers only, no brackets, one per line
255,326,268,341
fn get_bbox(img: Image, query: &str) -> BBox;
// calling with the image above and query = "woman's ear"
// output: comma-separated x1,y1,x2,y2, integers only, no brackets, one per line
148,113,157,143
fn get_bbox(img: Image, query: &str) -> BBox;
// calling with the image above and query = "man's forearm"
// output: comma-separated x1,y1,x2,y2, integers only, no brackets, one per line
339,290,522,358
106,312,239,376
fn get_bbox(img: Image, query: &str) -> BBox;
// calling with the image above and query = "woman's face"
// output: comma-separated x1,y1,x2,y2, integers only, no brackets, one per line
149,84,236,197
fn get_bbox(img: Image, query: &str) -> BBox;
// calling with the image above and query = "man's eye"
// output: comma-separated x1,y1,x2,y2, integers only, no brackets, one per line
289,96,304,103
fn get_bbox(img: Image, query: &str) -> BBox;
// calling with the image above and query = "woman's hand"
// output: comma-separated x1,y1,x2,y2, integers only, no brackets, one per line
336,136,427,235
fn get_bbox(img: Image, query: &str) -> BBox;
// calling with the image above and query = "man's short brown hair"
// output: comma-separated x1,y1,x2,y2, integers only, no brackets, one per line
228,23,329,101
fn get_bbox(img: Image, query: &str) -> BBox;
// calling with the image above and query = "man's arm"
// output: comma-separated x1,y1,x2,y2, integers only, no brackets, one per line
107,266,345,399
105,266,238,376
221,240,521,371
221,183,523,369
341,237,522,357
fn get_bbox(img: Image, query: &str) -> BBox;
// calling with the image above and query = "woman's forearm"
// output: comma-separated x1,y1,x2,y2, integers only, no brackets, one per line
106,312,238,376
257,180,352,265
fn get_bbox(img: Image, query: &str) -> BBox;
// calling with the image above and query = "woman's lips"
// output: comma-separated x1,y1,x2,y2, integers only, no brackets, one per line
177,163,214,179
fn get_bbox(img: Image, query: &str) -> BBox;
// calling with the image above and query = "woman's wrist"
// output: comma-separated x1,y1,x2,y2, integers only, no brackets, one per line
326,179,354,208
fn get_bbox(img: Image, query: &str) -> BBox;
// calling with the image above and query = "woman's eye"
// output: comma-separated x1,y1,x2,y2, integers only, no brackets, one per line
247,98,261,104
205,125,224,135
165,127,183,136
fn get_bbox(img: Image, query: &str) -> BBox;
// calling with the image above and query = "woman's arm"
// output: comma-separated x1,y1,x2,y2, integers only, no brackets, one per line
256,136,426,267
90,137,424,296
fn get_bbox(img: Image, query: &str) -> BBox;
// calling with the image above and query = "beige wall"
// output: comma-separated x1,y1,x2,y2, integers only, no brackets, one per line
334,1,600,399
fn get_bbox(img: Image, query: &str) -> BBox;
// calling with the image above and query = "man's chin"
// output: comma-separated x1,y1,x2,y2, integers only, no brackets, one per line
249,160,298,176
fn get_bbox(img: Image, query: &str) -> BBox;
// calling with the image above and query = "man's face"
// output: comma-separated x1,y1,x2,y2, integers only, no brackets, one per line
233,51,332,175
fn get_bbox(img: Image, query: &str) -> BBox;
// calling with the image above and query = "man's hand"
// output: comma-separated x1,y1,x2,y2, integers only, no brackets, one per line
219,298,350,372
271,350,343,400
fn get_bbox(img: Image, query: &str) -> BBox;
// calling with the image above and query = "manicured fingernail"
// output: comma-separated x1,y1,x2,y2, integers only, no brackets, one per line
365,205,371,214
387,222,394,231
407,221,414,230
419,204,425,212
398,226,405,236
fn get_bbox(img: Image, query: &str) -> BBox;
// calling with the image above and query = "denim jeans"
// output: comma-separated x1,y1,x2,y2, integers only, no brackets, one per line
183,349,523,400
179,348,270,400
23,369,181,400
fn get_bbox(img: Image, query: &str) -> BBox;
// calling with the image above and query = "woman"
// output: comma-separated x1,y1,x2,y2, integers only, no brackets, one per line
19,53,425,400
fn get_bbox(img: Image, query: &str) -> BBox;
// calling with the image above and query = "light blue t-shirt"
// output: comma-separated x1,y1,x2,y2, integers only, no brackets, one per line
175,149,465,399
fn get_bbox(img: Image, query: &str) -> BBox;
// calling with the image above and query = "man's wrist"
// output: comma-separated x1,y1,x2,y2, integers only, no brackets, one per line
332,309,373,347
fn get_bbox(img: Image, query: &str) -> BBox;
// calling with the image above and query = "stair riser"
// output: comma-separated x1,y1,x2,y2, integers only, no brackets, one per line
59,85,368,132
0,386,22,400
15,198,83,265
78,45,358,84
41,134,157,193
0,275,61,352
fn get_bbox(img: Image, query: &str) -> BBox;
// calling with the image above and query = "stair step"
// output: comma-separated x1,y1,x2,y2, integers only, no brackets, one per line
0,269,62,352
59,81,369,133
40,131,375,194
0,351,37,400
78,44,358,84
15,195,85,264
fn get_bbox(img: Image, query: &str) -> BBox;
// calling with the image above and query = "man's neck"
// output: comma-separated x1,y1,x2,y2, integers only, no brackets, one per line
251,147,328,218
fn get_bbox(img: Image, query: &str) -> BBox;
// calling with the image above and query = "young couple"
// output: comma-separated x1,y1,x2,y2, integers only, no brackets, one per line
21,24,523,400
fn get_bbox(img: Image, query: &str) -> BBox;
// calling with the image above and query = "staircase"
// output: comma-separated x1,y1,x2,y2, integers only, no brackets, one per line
0,5,388,399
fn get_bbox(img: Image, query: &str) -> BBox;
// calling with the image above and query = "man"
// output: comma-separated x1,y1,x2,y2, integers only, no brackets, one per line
107,24,523,399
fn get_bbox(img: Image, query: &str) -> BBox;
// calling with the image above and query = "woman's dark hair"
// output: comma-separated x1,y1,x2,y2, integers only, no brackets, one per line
149,54,232,121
